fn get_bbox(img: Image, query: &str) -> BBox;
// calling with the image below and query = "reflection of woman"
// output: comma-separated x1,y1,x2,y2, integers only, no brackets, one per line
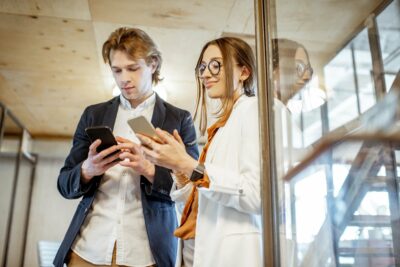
137,37,262,267
272,38,314,177
272,38,313,106
272,39,313,267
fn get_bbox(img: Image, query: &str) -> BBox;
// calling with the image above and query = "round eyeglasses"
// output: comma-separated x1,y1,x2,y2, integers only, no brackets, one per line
196,59,222,77
296,61,313,78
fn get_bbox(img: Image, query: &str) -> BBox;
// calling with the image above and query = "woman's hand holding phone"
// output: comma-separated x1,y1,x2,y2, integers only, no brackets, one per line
137,128,197,177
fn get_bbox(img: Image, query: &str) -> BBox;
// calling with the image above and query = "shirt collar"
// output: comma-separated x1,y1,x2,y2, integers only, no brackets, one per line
119,93,156,110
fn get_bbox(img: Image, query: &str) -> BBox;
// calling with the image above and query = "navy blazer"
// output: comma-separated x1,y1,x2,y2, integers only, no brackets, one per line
53,95,199,267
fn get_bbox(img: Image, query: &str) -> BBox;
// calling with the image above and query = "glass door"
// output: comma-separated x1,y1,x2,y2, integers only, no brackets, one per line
255,0,400,266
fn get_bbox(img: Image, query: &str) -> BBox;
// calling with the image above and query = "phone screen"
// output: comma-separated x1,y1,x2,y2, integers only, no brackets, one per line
127,116,159,142
85,126,120,158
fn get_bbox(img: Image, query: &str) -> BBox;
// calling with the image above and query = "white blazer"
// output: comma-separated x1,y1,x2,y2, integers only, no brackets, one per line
172,95,262,267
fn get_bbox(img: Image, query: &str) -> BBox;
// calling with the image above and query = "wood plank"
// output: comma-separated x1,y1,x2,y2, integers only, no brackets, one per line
0,0,91,20
89,0,235,32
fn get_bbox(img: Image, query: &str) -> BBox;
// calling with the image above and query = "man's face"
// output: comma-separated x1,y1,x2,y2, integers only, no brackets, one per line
110,49,155,107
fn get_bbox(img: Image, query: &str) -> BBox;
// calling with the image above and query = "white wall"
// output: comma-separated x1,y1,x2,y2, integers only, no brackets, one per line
23,139,79,267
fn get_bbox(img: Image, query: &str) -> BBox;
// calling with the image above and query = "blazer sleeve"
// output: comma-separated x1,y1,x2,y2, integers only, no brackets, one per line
57,108,99,199
198,102,261,215
142,110,199,201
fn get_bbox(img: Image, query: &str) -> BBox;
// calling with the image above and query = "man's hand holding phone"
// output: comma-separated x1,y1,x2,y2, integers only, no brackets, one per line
81,139,122,183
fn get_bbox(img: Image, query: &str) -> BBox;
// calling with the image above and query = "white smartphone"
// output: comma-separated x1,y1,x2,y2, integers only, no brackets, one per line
127,116,161,143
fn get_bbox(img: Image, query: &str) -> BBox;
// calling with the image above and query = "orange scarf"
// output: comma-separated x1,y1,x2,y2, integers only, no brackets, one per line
174,118,227,239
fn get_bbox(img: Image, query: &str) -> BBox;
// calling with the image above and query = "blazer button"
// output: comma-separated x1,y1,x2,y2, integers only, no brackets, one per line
238,189,243,194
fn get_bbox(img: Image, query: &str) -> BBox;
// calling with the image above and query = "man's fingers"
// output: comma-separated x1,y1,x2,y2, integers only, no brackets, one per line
102,151,121,165
98,144,121,159
103,159,120,170
119,152,140,162
129,142,142,154
141,145,158,162
88,139,101,155
115,136,129,143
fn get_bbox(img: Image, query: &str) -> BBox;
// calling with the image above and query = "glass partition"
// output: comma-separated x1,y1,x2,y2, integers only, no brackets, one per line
282,134,400,266
255,0,400,266
377,0,400,91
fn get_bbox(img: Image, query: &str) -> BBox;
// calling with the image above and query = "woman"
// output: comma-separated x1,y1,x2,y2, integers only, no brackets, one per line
272,38,313,107
272,39,314,267
272,38,314,178
136,37,262,267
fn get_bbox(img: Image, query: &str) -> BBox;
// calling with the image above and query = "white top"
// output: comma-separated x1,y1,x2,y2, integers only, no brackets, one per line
172,95,262,267
72,94,156,266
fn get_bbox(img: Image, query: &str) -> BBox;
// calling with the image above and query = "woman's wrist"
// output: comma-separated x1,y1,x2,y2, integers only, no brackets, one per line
180,157,199,178
173,171,190,189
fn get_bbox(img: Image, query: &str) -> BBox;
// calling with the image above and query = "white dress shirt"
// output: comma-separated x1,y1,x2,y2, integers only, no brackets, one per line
72,93,156,266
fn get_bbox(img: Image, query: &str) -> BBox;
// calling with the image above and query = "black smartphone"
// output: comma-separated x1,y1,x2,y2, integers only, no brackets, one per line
85,126,120,159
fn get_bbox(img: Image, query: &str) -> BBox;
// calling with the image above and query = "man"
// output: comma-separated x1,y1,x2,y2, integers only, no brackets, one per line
53,27,198,267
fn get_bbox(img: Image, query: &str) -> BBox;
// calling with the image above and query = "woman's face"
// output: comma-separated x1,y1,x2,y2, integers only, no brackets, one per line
198,45,243,99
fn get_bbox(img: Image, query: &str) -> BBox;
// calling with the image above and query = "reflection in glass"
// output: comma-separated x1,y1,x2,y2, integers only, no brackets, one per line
267,0,400,266
377,0,400,92
282,136,400,266
324,29,375,131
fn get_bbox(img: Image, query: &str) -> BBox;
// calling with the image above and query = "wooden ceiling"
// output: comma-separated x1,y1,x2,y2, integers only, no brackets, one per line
0,0,384,138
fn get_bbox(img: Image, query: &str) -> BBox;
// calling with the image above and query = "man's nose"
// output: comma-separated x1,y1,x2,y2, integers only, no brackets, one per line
120,70,131,83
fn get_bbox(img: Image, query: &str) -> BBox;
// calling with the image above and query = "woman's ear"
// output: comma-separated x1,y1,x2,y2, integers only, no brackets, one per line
240,66,251,81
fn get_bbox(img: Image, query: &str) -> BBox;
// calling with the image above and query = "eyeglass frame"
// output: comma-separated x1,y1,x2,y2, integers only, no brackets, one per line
296,60,313,79
196,59,224,78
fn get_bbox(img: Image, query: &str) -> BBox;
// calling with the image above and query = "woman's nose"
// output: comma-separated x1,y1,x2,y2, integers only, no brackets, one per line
201,68,212,79
302,67,313,81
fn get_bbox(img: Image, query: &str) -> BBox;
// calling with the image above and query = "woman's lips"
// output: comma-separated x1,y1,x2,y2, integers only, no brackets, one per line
204,82,216,89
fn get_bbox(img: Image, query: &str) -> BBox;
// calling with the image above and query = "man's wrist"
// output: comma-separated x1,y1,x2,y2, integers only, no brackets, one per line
81,161,93,184
143,164,155,183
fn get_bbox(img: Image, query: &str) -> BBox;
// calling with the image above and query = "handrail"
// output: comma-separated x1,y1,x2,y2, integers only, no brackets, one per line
283,132,400,182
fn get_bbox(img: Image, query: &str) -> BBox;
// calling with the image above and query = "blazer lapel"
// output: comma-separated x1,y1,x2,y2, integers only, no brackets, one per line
102,96,120,130
151,93,166,128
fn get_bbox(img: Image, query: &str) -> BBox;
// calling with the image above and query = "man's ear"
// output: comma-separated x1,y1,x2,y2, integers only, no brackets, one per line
240,66,251,81
150,58,158,74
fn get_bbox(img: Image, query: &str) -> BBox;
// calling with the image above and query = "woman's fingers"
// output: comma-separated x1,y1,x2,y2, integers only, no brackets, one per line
136,134,157,149
155,128,176,144
173,129,184,146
